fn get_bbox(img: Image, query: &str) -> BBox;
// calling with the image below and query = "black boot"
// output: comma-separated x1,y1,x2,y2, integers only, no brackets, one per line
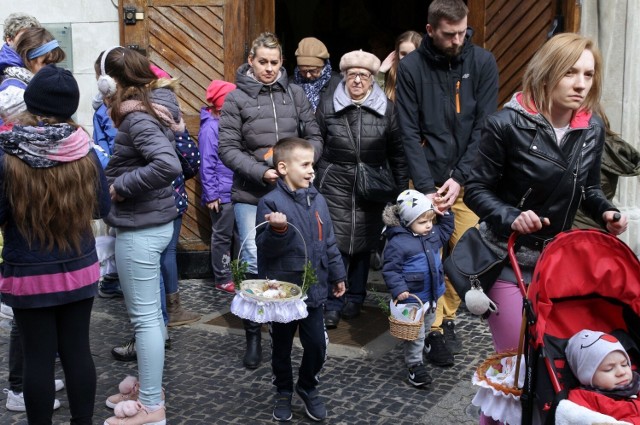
242,319,262,369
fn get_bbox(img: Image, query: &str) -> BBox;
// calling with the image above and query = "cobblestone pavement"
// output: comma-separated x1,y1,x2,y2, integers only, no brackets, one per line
0,275,495,424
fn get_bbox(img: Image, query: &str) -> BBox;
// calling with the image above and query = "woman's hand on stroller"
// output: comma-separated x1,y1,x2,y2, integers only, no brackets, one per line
511,210,550,234
603,210,628,236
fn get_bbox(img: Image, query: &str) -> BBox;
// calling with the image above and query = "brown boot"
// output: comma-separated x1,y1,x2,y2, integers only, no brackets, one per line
166,292,201,327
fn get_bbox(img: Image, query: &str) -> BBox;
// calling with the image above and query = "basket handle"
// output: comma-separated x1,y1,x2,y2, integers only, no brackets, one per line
237,220,309,284
393,293,424,308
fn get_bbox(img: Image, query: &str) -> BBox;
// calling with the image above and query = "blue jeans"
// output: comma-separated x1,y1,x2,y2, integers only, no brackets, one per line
116,222,172,406
234,203,258,274
159,216,182,325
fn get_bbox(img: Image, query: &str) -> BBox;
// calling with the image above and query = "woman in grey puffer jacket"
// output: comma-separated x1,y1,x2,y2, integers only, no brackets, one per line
98,47,180,425
218,32,322,370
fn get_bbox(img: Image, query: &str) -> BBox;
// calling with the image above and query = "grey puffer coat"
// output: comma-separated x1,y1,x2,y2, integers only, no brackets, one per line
315,82,409,255
104,90,181,229
218,64,323,205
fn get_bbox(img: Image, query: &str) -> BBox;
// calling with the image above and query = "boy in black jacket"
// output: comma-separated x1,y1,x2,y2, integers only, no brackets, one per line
256,137,346,422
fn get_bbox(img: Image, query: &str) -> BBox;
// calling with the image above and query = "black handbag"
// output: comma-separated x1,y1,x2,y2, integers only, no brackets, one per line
344,117,397,202
444,227,506,299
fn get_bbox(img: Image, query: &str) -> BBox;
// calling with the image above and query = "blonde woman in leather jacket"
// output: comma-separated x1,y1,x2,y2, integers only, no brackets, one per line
464,33,628,360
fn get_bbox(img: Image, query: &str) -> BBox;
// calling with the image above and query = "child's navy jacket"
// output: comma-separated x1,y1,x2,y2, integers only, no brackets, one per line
381,204,454,306
256,179,346,308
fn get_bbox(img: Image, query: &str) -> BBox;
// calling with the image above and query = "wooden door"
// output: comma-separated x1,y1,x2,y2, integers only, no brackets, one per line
468,0,581,107
119,0,274,253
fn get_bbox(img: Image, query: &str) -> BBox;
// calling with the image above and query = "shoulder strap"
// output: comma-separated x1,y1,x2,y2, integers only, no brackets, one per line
286,85,301,127
343,115,361,162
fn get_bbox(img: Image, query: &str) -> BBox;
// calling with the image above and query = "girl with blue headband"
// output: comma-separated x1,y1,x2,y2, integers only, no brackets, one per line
0,27,64,124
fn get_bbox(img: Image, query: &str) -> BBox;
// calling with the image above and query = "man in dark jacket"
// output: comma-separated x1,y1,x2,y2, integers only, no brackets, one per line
395,0,499,367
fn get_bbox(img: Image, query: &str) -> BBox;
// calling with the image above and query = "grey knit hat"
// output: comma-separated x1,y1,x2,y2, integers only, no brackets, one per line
565,329,630,387
396,190,434,227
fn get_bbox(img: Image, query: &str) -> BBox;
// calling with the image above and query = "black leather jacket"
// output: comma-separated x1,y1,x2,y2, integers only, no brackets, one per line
464,93,616,249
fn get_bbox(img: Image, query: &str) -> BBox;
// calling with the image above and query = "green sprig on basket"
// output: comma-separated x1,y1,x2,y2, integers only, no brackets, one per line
301,260,318,295
231,259,249,287
370,290,391,316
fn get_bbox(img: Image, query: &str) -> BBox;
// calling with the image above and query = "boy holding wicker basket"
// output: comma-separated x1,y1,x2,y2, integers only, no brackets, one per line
381,189,454,387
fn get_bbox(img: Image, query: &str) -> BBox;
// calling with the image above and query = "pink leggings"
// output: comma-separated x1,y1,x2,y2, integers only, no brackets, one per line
479,279,525,425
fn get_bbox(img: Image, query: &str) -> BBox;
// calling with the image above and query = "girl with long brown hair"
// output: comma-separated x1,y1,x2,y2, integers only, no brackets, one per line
0,65,110,424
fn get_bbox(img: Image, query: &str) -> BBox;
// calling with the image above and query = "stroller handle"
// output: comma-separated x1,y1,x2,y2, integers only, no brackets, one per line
507,232,528,299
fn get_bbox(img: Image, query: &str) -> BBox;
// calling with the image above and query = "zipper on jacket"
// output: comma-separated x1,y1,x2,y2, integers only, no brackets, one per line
455,80,461,113
317,163,333,190
348,110,362,256
315,211,323,241
517,188,532,208
269,88,280,143
561,168,579,229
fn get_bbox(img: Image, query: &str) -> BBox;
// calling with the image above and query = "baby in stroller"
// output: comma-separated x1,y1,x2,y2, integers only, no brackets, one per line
563,329,640,424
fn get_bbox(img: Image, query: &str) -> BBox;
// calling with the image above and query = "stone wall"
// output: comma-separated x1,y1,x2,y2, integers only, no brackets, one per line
582,0,640,254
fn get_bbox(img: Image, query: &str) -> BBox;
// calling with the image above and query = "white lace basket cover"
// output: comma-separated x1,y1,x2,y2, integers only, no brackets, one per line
471,353,525,425
230,221,309,323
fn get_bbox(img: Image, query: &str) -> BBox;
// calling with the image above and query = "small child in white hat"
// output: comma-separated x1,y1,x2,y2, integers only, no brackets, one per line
381,189,454,388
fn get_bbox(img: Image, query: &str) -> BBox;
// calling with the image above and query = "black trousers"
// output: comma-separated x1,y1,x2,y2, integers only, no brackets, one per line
270,305,327,393
13,297,96,425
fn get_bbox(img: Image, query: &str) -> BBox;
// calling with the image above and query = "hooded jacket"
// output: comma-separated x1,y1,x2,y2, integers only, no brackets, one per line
464,93,616,255
0,44,32,122
104,89,182,229
218,64,323,205
255,179,346,308
0,124,110,308
395,29,499,193
314,81,409,255
199,107,233,204
381,204,454,305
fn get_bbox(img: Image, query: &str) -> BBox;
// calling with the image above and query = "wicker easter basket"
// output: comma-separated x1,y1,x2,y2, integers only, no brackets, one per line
230,221,309,324
388,294,425,341
471,351,524,425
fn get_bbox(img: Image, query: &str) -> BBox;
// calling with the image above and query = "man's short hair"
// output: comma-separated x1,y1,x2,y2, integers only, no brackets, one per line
427,0,469,28
3,13,41,41
273,137,314,167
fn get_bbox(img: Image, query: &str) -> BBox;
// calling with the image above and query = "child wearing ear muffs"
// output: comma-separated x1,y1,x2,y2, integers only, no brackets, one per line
95,46,182,425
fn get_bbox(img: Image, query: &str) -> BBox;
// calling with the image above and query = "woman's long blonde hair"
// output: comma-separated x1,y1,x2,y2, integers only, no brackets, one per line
3,114,99,253
521,33,602,115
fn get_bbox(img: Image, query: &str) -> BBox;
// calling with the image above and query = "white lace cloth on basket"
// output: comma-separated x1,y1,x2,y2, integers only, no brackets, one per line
230,291,308,323
472,355,525,425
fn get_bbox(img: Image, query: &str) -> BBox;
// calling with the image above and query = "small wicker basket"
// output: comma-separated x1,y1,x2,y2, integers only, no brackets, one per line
388,294,424,341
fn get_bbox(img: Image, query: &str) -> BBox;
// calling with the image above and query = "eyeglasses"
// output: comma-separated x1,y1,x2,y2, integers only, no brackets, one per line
346,71,372,81
299,67,322,78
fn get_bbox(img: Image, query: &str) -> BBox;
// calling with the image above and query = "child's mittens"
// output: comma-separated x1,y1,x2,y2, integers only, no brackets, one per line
114,400,141,417
465,287,498,316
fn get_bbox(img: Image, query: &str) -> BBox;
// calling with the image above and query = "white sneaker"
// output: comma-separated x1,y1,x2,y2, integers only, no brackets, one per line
55,379,65,392
3,389,61,411
0,303,13,320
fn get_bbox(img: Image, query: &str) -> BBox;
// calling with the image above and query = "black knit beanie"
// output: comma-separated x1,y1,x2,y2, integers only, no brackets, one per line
24,64,80,119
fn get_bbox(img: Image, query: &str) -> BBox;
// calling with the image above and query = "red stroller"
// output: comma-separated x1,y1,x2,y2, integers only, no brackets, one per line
513,229,640,424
